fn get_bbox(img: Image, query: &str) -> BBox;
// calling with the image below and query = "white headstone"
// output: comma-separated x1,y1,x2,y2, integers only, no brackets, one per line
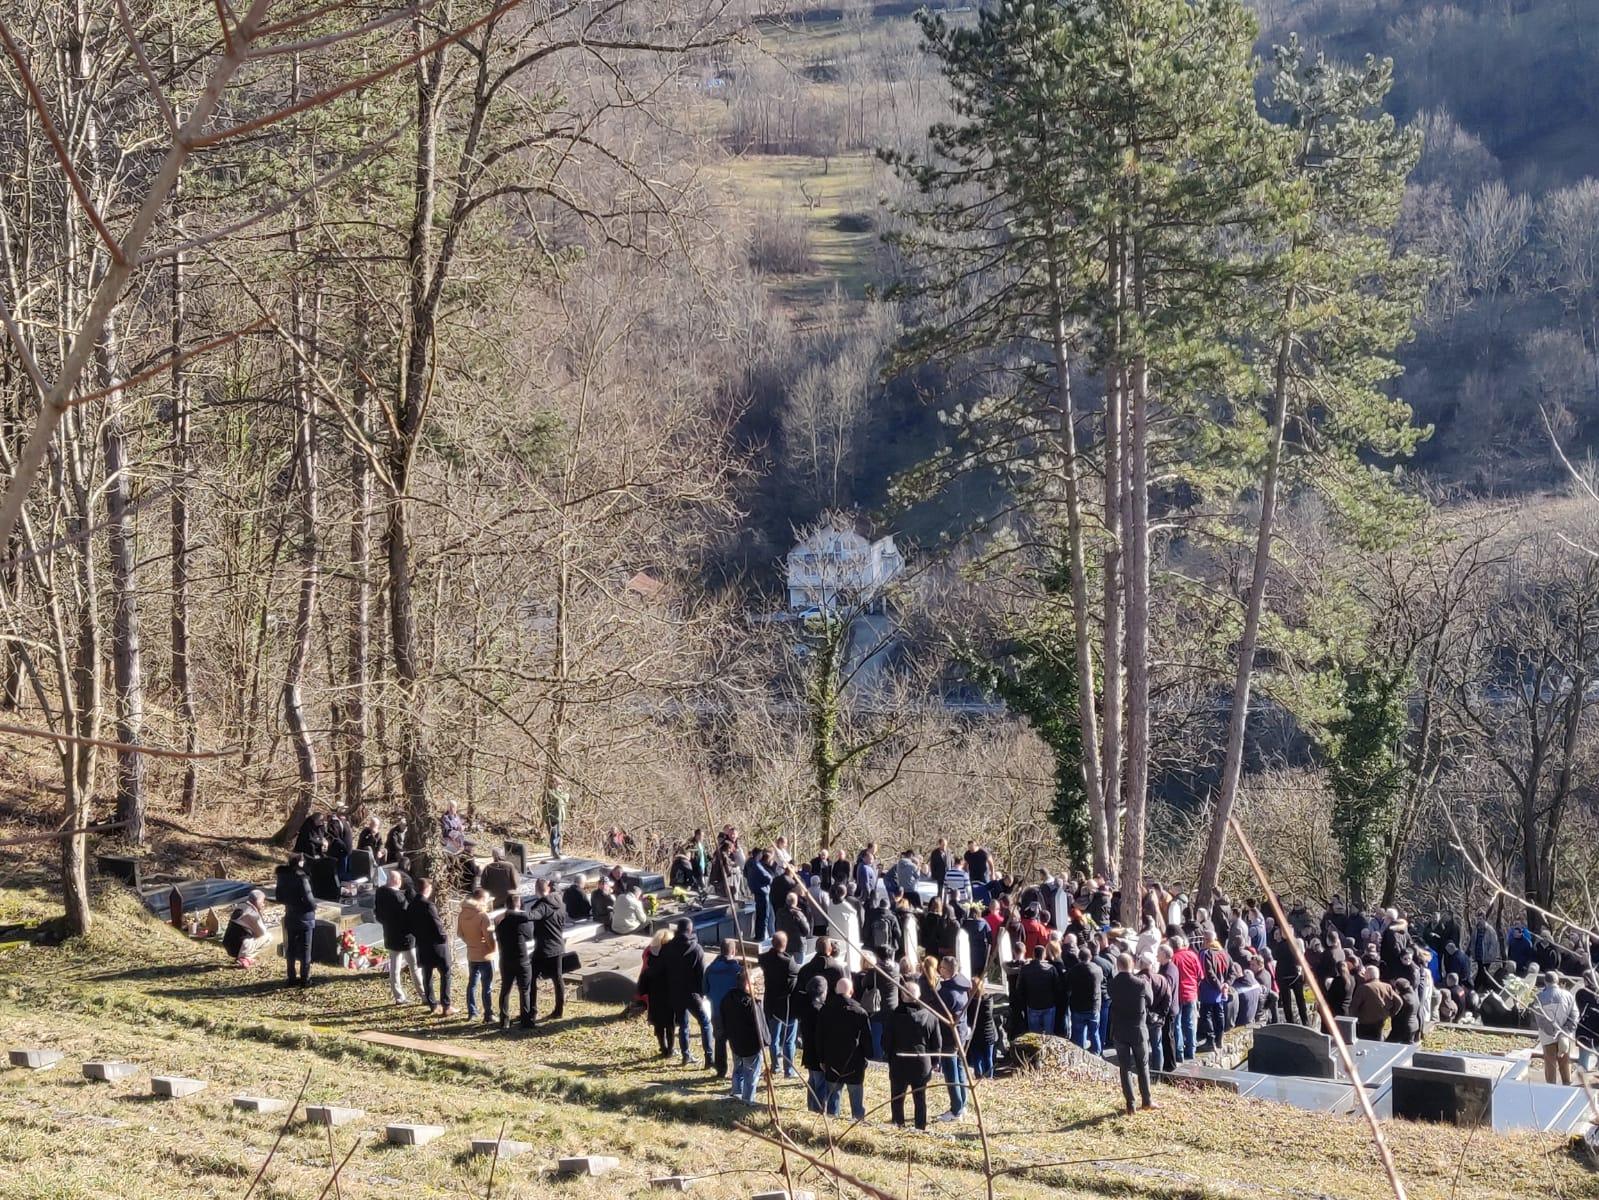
304,1104,363,1126
558,1155,619,1176
995,928,1014,966
901,911,919,963
1051,884,1070,932
81,1061,138,1082
470,1138,531,1158
386,1123,446,1147
151,1076,206,1098
8,1049,62,1070
954,928,971,980
826,901,861,972
651,1176,695,1192
233,1096,288,1114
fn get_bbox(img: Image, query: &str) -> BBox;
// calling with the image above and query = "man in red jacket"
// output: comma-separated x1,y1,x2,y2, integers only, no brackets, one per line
1170,935,1202,1063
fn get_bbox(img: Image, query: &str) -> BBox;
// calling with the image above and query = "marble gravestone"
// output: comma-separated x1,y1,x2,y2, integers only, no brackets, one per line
1389,1064,1493,1127
954,928,971,980
900,911,919,962
1051,885,1071,932
1246,1023,1337,1080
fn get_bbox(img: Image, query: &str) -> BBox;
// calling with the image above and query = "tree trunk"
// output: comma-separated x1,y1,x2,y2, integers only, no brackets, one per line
274,276,321,846
1046,243,1107,874
1119,350,1151,913
169,135,199,815
100,316,148,847
343,323,371,815
1100,236,1125,871
1196,311,1295,907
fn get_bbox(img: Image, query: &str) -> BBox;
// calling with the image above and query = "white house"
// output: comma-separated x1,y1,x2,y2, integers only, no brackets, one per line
785,523,903,612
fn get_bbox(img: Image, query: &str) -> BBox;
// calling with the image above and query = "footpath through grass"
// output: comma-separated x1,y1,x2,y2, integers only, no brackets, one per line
1,884,1595,1200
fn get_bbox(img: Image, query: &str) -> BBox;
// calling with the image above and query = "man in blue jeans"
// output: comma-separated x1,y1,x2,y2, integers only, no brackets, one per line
1016,945,1058,1033
1066,947,1104,1055
759,934,801,1077
934,956,972,1122
1171,936,1203,1062
818,977,871,1120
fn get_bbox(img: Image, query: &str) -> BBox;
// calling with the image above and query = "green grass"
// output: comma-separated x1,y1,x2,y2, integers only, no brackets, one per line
2,883,1595,1200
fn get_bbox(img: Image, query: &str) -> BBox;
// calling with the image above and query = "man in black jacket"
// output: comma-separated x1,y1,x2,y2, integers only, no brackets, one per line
882,978,939,1129
275,855,318,988
818,977,872,1120
776,892,811,963
374,872,422,1004
383,817,409,868
409,877,454,1015
494,902,535,1030
1108,953,1156,1114
661,918,712,1066
721,967,770,1103
1017,946,1059,1033
797,938,846,999
1067,948,1104,1054
527,878,567,1022
480,849,519,910
759,933,802,1078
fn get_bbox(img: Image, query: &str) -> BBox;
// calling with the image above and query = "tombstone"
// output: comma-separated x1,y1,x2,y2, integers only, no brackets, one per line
954,927,971,980
347,849,375,880
1332,1016,1358,1047
96,854,142,888
558,1155,619,1176
470,1137,531,1158
581,969,639,1004
312,919,342,965
304,1104,363,1127
651,1176,695,1192
151,1076,207,1098
1246,1023,1337,1080
900,911,919,963
1410,1051,1515,1082
994,928,1014,967
752,1192,815,1200
233,1096,289,1114
1051,885,1071,932
1389,1065,1492,1127
504,840,529,873
307,856,342,902
81,1061,138,1082
8,1048,63,1070
386,1123,446,1147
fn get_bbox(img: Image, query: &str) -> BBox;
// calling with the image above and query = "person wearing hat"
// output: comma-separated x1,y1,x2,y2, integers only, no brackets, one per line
1533,971,1579,1084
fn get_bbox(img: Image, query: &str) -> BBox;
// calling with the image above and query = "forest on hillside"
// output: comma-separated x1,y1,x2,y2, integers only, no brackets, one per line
2,0,1598,951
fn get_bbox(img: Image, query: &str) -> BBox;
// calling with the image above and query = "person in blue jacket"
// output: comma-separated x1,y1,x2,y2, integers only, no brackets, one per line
705,938,745,1079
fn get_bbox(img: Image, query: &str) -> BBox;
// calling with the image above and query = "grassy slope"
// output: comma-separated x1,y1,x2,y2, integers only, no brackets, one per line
1,882,1594,1200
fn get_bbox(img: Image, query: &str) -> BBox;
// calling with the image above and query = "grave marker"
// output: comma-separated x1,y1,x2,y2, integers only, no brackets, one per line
304,1104,364,1126
233,1096,289,1114
386,1123,446,1147
81,1061,138,1082
470,1137,531,1158
1390,1064,1493,1127
8,1049,63,1070
1246,1024,1336,1080
151,1076,207,1099
558,1155,619,1176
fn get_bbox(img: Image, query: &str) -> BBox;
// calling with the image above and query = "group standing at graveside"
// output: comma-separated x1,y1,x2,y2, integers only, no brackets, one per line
220,811,1599,1124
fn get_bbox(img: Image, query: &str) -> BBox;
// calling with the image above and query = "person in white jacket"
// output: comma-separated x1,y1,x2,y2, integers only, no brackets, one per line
611,885,649,935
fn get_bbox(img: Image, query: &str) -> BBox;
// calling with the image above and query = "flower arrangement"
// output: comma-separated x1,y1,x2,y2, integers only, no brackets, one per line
669,886,690,904
643,893,659,915
338,929,387,971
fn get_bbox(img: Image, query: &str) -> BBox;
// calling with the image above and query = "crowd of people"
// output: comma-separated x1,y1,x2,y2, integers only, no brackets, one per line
216,812,1599,1118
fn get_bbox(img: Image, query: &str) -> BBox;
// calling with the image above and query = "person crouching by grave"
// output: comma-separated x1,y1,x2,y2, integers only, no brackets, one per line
275,854,318,988
375,871,423,1004
528,877,567,1023
494,896,536,1030
641,928,677,1054
612,884,648,935
1350,965,1400,1040
457,887,498,1024
590,878,616,928
222,889,272,967
1534,971,1579,1084
410,877,455,1016
722,966,769,1104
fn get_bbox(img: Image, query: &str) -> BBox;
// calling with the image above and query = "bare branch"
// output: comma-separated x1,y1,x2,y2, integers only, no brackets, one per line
0,718,237,761
250,0,439,58
112,0,179,135
67,317,271,410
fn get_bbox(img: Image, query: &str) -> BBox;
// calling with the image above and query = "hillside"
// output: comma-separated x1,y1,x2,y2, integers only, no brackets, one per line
1,868,1593,1200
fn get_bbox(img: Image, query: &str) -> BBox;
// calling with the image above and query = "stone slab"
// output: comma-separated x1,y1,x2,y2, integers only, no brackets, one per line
558,1155,619,1176
354,1030,496,1062
152,1076,207,1098
1410,1050,1515,1081
1390,1065,1492,1127
81,1061,138,1082
469,1138,531,1158
651,1176,695,1191
1246,1023,1336,1080
304,1104,363,1126
233,1095,289,1114
752,1192,815,1200
580,968,639,1004
386,1123,446,1147
8,1048,63,1070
